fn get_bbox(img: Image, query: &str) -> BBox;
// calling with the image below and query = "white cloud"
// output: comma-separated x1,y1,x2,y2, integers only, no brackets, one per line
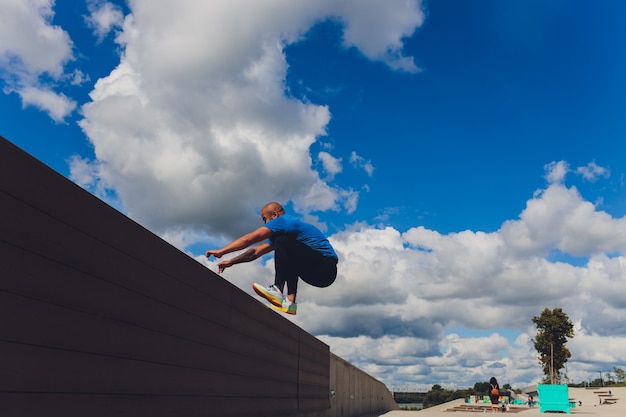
318,151,343,179
44,0,624,389
208,177,626,387
76,0,425,239
0,0,77,121
317,331,542,389
85,0,125,42
350,150,374,176
576,161,610,182
508,184,626,256
334,0,425,72
570,327,626,364
544,160,569,184
68,155,99,188
18,85,76,123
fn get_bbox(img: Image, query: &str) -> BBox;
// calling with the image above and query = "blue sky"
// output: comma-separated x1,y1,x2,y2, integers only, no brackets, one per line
2,0,626,389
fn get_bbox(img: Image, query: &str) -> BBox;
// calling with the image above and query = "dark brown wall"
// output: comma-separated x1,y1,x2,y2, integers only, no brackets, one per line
328,354,399,416
0,136,398,417
0,136,329,417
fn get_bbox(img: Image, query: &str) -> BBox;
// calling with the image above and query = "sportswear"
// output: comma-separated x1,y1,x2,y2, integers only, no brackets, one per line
264,214,338,259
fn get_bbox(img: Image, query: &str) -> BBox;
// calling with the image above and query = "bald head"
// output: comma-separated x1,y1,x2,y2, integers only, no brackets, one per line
261,202,285,223
262,202,283,213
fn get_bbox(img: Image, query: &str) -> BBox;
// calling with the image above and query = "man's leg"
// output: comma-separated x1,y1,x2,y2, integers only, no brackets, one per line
299,255,337,288
274,235,338,300
273,235,301,301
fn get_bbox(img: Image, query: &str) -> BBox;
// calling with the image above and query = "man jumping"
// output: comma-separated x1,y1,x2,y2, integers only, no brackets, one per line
205,202,338,315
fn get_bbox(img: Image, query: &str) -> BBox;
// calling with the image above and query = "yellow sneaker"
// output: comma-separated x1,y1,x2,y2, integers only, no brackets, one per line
271,299,297,315
252,283,284,307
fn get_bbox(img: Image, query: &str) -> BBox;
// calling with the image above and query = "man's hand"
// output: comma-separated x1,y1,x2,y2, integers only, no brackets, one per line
216,260,232,274
205,249,222,259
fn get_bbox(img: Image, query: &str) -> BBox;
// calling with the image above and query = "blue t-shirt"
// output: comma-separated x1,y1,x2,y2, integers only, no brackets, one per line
265,214,338,259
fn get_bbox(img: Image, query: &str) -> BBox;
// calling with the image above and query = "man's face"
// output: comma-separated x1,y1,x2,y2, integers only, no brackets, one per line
261,208,277,224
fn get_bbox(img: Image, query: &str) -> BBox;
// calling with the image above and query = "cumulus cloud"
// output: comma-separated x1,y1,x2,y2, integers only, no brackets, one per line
0,0,79,122
545,160,612,186
17,85,76,122
211,169,626,387
74,0,425,239
334,0,425,72
509,184,626,256
84,0,125,42
317,151,343,179
544,160,569,184
36,0,623,389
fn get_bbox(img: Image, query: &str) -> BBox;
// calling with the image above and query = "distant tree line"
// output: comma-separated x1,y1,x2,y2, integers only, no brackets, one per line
396,372,625,410
394,382,514,409
421,384,467,408
392,392,426,403
568,367,626,387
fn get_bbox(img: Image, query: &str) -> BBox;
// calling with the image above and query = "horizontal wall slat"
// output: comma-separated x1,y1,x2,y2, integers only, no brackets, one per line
0,240,231,344
0,393,299,417
0,191,232,322
0,341,298,398
0,143,211,286
0,244,301,384
0,290,299,382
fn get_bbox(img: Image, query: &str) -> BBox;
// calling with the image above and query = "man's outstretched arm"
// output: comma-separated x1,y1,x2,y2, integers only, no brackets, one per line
206,226,272,258
214,242,273,273
206,227,274,273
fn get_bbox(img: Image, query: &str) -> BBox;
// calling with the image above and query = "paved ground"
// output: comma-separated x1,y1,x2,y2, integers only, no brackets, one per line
378,387,625,416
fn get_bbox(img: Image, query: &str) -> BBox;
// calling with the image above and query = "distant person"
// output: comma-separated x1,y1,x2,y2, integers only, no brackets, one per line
205,202,338,315
527,395,534,408
489,377,500,413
